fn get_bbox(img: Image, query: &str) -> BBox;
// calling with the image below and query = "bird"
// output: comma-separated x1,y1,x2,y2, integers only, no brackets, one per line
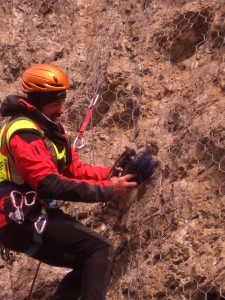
106,143,158,229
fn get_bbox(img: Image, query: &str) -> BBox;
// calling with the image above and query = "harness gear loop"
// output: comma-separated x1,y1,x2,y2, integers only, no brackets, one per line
8,189,48,235
8,191,37,224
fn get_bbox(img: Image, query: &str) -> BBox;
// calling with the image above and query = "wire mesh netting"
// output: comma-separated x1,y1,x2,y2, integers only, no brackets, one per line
64,2,225,299
1,0,225,299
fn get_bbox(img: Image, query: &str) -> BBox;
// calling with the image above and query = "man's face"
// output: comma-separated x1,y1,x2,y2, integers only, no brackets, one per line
41,99,65,124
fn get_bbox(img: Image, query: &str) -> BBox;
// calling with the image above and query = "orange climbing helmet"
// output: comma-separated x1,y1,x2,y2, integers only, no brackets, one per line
20,64,70,94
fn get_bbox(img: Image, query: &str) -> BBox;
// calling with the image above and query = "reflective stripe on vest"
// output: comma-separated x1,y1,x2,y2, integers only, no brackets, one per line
45,137,66,164
0,123,10,181
0,117,66,185
5,119,42,152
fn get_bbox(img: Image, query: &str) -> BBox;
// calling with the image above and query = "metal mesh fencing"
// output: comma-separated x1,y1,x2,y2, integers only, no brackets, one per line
1,0,225,299
65,2,225,299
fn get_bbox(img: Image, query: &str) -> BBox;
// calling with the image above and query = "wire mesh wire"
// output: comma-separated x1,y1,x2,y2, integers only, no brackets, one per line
1,0,225,299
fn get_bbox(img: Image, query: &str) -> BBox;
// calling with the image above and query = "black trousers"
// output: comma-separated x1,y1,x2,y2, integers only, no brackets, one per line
0,209,114,300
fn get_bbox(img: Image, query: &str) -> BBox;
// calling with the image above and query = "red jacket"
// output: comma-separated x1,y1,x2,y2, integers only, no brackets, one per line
0,95,113,228
9,133,113,202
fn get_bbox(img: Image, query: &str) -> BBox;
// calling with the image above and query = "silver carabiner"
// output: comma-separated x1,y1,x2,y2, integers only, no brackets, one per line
9,191,24,224
34,215,47,234
89,94,99,108
24,191,37,206
10,191,23,207
34,208,47,234
73,136,85,149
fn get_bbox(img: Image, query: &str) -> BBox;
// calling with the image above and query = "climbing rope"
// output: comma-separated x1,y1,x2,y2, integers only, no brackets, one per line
27,260,42,300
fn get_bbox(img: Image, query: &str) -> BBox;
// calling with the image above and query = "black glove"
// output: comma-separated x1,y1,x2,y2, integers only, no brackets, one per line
121,151,156,184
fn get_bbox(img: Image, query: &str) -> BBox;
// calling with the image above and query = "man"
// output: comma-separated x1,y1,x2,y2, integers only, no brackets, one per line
0,64,137,300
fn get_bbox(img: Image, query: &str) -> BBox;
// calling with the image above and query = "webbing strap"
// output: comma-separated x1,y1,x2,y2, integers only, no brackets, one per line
25,207,47,257
24,230,43,257
73,94,99,149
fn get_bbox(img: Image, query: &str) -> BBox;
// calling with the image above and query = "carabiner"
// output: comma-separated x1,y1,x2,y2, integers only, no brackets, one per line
24,191,37,206
34,208,47,234
9,191,24,224
89,94,99,108
73,136,85,149
10,191,23,208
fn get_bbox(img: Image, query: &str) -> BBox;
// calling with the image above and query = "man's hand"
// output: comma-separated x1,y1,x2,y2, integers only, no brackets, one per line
110,174,137,199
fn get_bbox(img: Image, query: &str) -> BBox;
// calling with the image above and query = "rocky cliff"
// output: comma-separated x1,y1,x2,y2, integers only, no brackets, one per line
1,0,225,299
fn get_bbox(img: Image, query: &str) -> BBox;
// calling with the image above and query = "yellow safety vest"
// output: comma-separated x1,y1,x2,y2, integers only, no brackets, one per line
0,117,66,185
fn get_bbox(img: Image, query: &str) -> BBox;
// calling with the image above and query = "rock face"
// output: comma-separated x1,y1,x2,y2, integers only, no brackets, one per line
1,0,225,299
